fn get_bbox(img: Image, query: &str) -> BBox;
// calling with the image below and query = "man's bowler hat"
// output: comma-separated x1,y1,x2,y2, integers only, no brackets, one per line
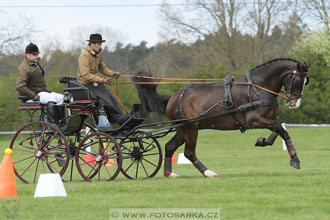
25,43,40,55
87,34,106,43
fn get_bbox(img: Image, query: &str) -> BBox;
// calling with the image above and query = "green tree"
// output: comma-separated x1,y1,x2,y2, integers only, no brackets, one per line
279,30,330,123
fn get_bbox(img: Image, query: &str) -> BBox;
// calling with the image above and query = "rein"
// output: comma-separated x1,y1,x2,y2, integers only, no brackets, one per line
233,81,288,99
107,73,291,113
110,75,288,99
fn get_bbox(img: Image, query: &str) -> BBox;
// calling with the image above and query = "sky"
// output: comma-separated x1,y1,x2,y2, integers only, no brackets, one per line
1,0,170,51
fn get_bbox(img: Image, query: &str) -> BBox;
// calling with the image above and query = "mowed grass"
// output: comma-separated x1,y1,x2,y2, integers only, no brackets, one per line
0,127,329,220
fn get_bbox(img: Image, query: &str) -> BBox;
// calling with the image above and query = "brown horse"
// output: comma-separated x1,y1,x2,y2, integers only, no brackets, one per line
134,58,310,178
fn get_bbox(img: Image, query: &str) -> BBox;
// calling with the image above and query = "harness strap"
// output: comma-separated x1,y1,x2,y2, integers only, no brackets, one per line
236,99,274,133
223,75,246,133
223,76,234,108
238,99,275,112
246,72,263,103
175,85,192,119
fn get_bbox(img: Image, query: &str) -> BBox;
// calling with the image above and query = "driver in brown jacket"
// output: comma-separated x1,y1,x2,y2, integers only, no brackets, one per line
77,34,126,125
16,43,64,124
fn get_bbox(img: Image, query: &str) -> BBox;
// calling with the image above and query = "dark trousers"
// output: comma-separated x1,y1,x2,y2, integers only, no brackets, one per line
85,82,124,124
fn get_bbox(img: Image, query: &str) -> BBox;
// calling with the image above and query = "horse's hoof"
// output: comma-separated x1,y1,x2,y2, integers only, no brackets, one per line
255,137,268,147
165,172,179,178
290,155,301,169
203,170,218,178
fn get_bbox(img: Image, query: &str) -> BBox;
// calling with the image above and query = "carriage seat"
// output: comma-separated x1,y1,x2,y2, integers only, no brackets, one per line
17,96,43,110
59,75,97,101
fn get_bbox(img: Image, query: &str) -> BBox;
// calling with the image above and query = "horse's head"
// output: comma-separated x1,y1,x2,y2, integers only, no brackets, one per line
282,61,311,109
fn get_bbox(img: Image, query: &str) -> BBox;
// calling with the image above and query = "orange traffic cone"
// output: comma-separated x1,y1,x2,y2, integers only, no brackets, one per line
0,148,17,198
171,153,176,164
82,155,96,166
163,153,176,165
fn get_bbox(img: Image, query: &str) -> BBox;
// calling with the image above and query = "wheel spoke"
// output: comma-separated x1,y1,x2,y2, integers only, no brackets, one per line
85,162,98,177
12,146,35,154
140,161,149,177
79,155,96,167
45,154,67,161
135,163,139,179
101,162,112,179
33,159,40,183
141,152,160,157
98,163,101,181
13,155,35,164
18,133,38,151
142,157,158,167
12,122,69,183
79,150,97,157
90,142,99,155
40,157,47,173
44,157,60,173
98,135,102,154
47,145,67,152
141,140,155,152
20,157,37,177
124,161,135,173
76,132,121,181
44,132,61,150
30,125,41,150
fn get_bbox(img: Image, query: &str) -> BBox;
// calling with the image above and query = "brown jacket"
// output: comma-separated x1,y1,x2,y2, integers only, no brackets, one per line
16,58,48,99
77,45,115,85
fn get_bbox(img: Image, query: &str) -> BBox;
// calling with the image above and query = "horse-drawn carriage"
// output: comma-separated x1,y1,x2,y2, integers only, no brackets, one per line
10,58,311,183
10,75,163,183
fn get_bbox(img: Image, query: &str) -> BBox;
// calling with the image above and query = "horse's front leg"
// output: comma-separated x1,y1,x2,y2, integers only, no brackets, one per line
274,123,301,169
255,132,278,147
249,116,300,169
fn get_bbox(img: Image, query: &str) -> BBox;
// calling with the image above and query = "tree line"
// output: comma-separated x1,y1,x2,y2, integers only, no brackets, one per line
0,0,329,130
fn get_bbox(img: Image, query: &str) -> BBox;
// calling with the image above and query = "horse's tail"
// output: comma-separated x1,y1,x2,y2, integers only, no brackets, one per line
133,70,170,116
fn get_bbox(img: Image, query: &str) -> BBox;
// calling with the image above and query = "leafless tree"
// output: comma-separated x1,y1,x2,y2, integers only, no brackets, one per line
160,0,245,70
244,0,293,63
159,0,295,70
69,24,127,51
300,0,329,32
0,12,38,55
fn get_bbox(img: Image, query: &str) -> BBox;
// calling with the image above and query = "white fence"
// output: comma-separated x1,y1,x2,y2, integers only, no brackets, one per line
0,124,329,136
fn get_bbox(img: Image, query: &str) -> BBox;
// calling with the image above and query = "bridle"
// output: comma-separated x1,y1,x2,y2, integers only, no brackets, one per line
284,70,310,100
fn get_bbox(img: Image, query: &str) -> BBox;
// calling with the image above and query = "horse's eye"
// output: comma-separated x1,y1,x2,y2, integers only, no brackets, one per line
293,77,302,86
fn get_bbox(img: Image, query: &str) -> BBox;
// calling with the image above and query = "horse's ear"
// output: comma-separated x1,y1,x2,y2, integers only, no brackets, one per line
305,61,311,68
297,62,310,72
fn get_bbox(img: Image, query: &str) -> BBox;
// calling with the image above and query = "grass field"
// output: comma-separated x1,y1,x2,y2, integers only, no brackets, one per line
0,127,329,220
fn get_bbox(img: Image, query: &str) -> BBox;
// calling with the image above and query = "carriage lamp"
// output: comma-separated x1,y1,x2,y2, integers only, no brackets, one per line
63,91,73,103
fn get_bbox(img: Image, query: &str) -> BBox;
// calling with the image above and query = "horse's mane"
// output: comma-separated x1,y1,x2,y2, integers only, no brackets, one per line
249,58,304,73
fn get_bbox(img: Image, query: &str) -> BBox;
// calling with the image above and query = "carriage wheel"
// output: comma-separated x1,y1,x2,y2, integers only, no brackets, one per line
9,122,69,184
120,132,162,179
63,122,96,182
76,132,122,181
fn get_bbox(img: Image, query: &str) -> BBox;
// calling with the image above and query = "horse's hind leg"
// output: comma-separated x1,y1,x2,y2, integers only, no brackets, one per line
184,129,218,178
255,132,278,147
275,124,300,169
164,132,185,178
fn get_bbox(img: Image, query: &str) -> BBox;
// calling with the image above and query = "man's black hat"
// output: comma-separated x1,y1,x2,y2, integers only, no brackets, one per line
87,33,106,43
25,43,40,55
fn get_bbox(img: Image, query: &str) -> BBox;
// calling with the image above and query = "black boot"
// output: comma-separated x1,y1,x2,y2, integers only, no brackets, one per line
46,102,57,124
56,106,66,127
